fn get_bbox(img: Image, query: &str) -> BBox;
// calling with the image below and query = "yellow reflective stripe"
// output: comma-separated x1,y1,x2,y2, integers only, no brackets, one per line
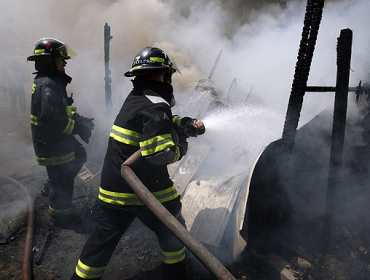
34,49,45,54
36,151,75,166
162,247,186,264
110,125,142,146
139,134,175,156
62,118,75,135
30,114,44,126
49,205,73,216
99,187,143,206
112,125,142,138
150,57,165,63
172,115,183,126
98,186,179,206
172,146,181,163
75,259,106,279
131,66,143,70
32,83,36,94
153,186,179,203
66,106,77,118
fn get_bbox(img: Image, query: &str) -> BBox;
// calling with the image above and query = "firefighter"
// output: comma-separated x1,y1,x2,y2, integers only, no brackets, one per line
71,47,205,280
27,38,95,228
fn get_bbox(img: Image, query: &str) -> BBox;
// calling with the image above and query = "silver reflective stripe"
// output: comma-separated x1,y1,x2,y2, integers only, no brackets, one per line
62,118,75,135
99,191,142,205
110,131,141,143
172,115,183,126
75,259,106,279
144,94,169,106
98,186,179,206
110,125,142,146
49,206,73,216
36,151,75,166
30,114,44,126
140,137,173,152
155,188,178,201
162,247,186,264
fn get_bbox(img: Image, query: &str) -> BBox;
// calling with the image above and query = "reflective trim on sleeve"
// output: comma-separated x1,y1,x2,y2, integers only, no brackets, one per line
172,146,181,163
49,205,73,216
98,186,179,206
30,114,44,126
62,118,75,135
109,125,142,146
36,151,75,166
75,259,106,279
66,106,77,118
172,115,183,126
144,95,170,106
139,133,175,156
162,247,186,264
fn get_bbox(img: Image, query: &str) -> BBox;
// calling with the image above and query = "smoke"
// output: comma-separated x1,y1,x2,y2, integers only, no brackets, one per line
195,104,285,177
1,0,370,249
0,0,368,113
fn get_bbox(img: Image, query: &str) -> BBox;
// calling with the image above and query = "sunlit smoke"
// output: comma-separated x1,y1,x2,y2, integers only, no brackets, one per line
1,1,370,253
193,104,285,178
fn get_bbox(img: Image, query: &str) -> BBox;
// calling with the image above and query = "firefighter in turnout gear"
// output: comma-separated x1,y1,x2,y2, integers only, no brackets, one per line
28,38,95,228
71,47,205,280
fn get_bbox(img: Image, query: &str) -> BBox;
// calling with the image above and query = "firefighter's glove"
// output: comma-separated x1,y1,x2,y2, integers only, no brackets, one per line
178,140,189,157
185,119,206,137
67,93,74,106
78,127,93,143
75,115,95,144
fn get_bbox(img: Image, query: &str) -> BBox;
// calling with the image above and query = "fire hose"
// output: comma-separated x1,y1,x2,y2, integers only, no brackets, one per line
0,175,34,280
121,150,236,280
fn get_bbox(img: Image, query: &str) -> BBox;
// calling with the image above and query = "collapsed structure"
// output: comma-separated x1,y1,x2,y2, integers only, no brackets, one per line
2,1,370,279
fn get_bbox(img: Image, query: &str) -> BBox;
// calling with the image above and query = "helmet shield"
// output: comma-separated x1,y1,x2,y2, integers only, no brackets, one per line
60,44,77,60
170,60,181,75
27,38,77,61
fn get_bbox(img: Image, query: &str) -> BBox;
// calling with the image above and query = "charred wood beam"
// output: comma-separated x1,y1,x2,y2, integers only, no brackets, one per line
305,86,358,92
282,0,325,153
324,28,353,251
104,23,113,117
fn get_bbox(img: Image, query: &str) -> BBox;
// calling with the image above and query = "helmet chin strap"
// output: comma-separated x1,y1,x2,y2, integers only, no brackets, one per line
170,95,176,107
164,68,173,84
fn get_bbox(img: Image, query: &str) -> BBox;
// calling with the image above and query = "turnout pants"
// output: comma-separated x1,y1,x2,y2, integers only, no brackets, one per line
46,143,86,218
71,197,187,280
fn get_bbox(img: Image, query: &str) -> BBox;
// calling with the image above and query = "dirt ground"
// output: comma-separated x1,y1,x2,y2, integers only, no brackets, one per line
0,170,270,280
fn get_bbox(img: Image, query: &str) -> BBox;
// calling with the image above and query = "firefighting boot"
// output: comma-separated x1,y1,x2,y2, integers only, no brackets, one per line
51,209,94,234
50,210,85,229
162,260,188,280
41,181,51,197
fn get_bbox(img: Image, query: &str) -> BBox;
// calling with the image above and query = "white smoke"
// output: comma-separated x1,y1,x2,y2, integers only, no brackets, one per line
0,0,369,160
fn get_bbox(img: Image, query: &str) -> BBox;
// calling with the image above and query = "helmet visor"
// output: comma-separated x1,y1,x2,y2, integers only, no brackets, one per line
58,44,77,60
171,60,181,75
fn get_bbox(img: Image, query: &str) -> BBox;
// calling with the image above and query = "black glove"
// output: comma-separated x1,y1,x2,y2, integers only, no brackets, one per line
185,119,206,137
75,114,95,144
67,93,74,106
77,127,92,143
